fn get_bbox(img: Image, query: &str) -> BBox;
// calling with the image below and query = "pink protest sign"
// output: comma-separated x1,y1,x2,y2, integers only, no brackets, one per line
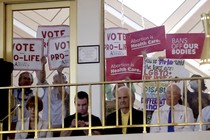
106,56,143,81
166,33,205,59
37,25,69,56
105,27,128,58
126,26,166,56
48,36,70,70
13,38,43,70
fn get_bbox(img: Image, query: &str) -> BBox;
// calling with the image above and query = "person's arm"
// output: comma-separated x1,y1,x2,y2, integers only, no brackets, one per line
57,65,64,80
92,130,101,135
36,56,47,83
60,119,75,136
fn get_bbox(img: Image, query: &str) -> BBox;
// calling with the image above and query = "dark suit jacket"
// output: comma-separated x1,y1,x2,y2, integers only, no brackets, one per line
105,108,148,134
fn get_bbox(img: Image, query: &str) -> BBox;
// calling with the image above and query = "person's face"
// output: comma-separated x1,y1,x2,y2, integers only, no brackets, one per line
76,98,88,115
28,105,38,119
118,89,130,109
53,75,67,92
189,80,198,91
165,86,181,106
19,73,32,86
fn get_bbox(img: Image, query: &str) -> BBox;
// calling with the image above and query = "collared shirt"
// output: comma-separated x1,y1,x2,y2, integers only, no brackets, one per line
150,104,195,133
121,110,130,134
194,105,210,131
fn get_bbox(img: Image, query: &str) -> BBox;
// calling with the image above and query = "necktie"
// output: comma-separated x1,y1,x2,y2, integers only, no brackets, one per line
168,107,174,132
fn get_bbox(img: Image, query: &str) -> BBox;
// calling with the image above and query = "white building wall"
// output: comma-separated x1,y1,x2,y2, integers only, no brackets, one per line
77,0,103,118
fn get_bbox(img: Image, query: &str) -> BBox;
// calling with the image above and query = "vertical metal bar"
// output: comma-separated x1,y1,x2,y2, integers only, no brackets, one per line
34,88,38,138
198,79,202,131
8,88,12,131
115,84,119,126
184,80,188,123
156,82,160,124
129,81,132,125
62,86,65,128
48,86,51,129
101,84,105,127
21,88,24,130
0,122,3,140
88,85,92,136
142,81,147,133
170,81,174,124
75,86,78,128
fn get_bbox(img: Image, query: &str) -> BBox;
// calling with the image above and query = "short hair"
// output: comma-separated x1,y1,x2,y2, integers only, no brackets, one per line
75,91,89,103
191,74,207,91
26,96,43,112
53,73,67,82
166,84,181,95
117,86,135,103
18,72,33,85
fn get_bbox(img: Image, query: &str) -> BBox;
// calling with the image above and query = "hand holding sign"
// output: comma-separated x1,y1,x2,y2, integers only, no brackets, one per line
57,65,64,74
48,36,70,70
37,25,69,56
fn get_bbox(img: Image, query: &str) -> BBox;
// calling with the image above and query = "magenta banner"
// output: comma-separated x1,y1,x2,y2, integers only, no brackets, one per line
126,26,166,56
166,33,205,59
106,56,143,81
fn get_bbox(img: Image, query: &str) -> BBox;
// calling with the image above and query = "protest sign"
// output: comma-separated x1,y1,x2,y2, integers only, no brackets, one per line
48,36,69,70
106,56,143,81
105,27,128,58
37,25,69,56
166,33,205,59
126,26,166,56
141,58,189,110
13,38,43,70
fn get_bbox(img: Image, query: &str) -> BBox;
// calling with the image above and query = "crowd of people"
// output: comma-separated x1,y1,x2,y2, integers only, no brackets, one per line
9,60,210,139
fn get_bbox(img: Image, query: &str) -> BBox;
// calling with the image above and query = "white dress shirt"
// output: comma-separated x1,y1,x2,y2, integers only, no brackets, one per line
150,103,195,133
194,105,210,131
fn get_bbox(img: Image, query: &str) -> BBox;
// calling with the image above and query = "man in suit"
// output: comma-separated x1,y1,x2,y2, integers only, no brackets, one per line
105,86,146,134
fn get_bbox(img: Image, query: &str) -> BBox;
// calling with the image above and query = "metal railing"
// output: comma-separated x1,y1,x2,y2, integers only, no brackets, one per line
0,76,210,139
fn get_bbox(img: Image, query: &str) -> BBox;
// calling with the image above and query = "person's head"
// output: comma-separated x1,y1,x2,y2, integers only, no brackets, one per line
74,91,89,116
189,74,207,91
117,86,135,113
165,84,181,106
26,96,43,119
18,72,33,86
53,74,67,92
112,80,135,98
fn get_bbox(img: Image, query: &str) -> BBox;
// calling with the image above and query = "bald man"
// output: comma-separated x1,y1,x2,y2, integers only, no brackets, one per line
105,86,146,134
150,84,195,133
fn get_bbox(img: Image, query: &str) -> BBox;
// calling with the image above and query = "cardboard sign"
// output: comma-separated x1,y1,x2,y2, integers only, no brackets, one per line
105,27,128,58
13,38,43,70
106,56,143,81
48,36,70,70
126,26,166,56
37,25,69,56
141,58,189,110
166,33,205,59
